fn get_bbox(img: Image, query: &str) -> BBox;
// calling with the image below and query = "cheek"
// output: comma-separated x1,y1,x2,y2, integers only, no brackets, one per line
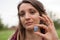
35,17,40,24
20,17,25,25
32,15,40,24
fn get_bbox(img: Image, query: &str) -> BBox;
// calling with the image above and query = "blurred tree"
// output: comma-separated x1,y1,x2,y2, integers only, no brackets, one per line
54,19,60,29
0,17,4,30
0,16,8,30
47,11,60,29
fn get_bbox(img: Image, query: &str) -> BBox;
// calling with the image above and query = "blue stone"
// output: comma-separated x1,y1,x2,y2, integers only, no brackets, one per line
34,26,38,32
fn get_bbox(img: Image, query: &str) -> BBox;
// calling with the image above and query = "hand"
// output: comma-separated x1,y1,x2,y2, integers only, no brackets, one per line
34,14,58,40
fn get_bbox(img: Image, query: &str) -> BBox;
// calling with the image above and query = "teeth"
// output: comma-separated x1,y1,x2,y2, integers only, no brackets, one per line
34,26,38,32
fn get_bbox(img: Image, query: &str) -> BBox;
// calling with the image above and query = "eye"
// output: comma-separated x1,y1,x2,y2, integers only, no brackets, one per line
29,9,36,15
19,11,25,17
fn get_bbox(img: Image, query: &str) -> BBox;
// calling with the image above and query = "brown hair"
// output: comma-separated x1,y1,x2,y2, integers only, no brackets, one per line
17,0,46,40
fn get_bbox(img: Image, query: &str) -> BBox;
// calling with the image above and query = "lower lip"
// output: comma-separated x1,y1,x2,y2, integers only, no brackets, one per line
26,22,32,26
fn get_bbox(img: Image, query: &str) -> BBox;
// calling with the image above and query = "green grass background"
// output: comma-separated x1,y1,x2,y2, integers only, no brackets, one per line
0,29,60,40
0,30,14,40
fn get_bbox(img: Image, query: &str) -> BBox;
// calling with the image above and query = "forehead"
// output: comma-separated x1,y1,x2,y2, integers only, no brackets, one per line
19,3,37,11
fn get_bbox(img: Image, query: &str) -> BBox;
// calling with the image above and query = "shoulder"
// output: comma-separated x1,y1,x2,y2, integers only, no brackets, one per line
8,29,18,40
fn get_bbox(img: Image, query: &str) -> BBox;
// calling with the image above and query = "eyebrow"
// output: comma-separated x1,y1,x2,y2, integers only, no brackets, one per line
29,8,35,11
19,7,36,13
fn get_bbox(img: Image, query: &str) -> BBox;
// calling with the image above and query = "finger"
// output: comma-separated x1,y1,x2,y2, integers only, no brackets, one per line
45,15,54,25
34,32,46,38
38,16,54,33
35,24,48,32
42,14,51,26
39,16,46,23
41,14,54,31
42,14,57,34
34,32,53,40
42,14,54,26
46,15,54,24
40,14,58,39
39,16,48,26
42,14,55,27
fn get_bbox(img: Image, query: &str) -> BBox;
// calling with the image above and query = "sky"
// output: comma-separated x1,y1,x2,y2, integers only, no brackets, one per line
0,0,60,27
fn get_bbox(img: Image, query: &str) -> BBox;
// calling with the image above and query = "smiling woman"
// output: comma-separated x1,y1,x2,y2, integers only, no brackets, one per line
9,0,59,40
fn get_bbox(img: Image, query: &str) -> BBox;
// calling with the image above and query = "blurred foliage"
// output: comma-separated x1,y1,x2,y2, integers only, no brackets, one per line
48,11,60,29
0,17,4,30
0,17,8,30
54,19,60,29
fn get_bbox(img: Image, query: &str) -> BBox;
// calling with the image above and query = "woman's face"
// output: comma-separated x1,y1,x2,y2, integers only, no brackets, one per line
19,3,41,29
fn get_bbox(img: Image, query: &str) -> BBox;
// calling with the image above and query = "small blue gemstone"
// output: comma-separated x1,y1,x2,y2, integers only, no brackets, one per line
34,26,38,32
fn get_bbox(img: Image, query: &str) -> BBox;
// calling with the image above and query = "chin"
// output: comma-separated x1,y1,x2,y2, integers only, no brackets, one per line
25,25,33,30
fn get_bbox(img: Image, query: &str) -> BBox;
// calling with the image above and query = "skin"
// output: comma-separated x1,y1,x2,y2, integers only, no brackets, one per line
19,3,40,30
18,3,58,40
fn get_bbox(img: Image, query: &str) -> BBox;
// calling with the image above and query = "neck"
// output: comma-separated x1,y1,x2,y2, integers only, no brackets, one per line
26,29,34,35
25,29,42,40
25,29,34,40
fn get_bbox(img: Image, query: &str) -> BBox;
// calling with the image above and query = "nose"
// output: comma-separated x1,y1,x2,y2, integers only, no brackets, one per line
25,13,31,20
